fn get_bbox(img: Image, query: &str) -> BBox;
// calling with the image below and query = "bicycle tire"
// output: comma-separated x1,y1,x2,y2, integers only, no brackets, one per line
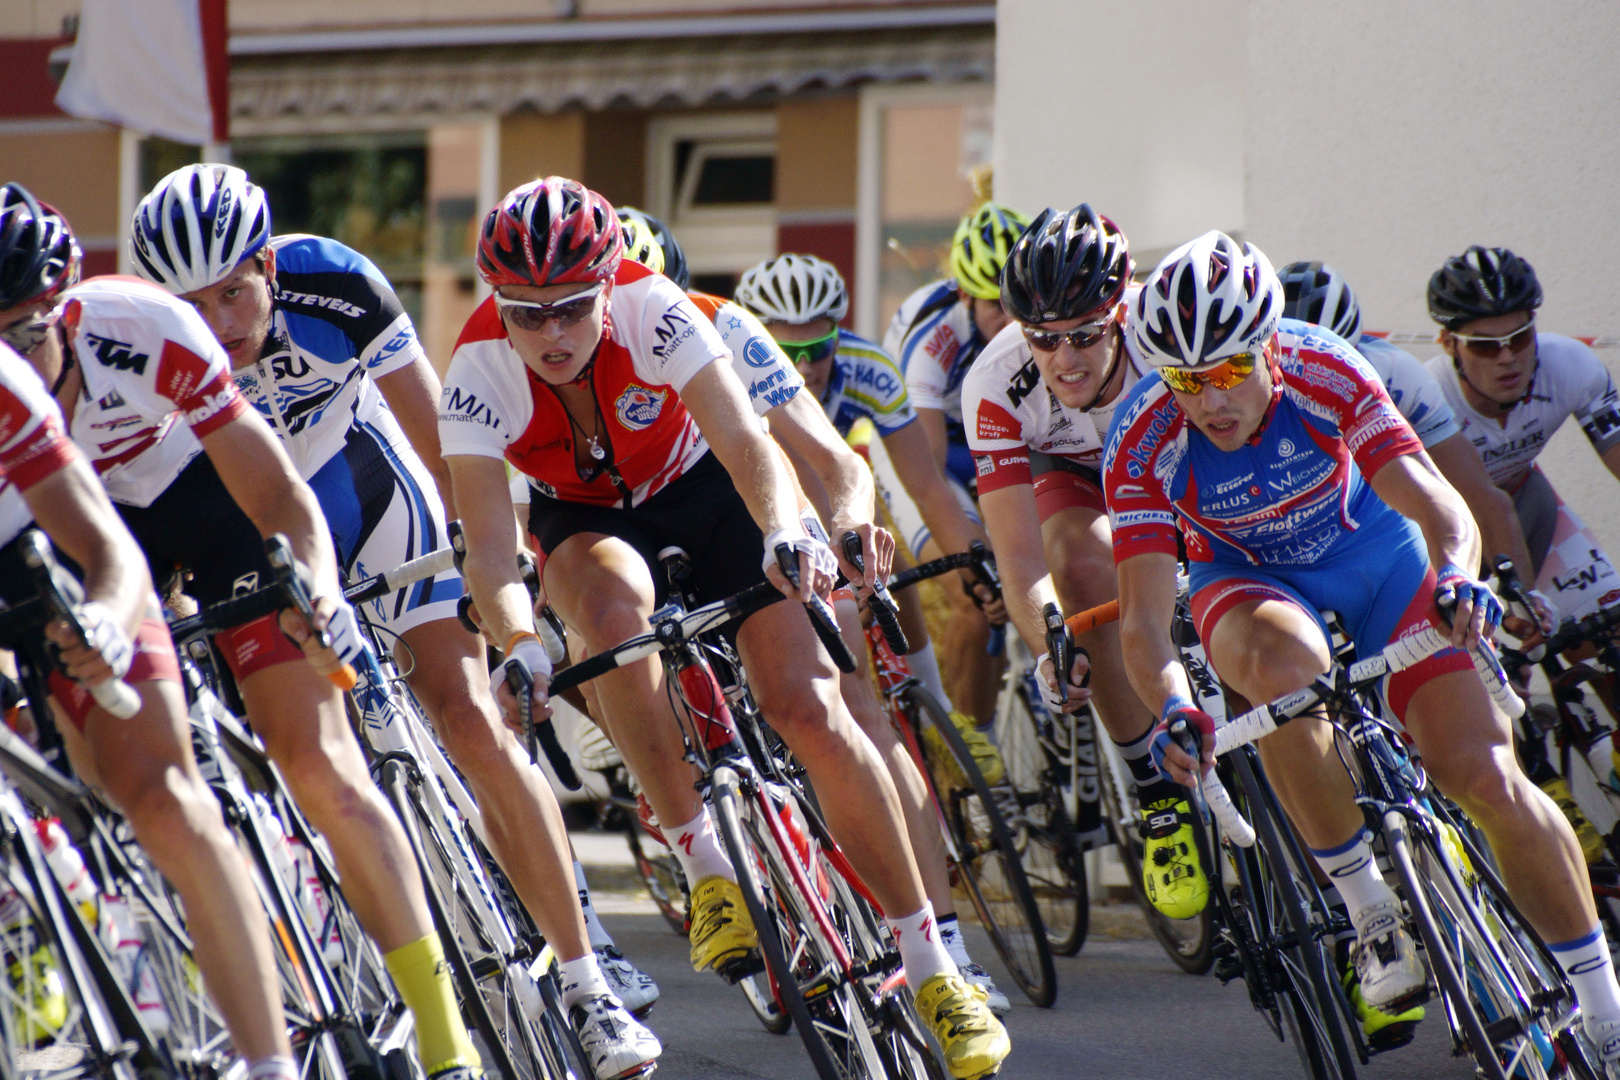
1096,735,1215,974
621,805,688,939
990,675,1090,958
1230,750,1359,1080
710,766,847,1080
907,685,1057,1006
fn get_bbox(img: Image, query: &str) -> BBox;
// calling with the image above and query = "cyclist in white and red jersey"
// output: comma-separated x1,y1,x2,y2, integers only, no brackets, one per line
0,187,484,1080
1423,246,1620,628
443,178,1007,1080
880,202,1030,725
0,188,292,1075
961,203,1213,922
1109,232,1620,1068
129,166,660,1073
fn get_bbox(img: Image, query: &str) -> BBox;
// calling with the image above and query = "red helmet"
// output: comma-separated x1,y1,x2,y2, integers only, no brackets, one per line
477,176,623,287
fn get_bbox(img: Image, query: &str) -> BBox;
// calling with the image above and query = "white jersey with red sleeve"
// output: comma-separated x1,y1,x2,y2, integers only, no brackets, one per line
0,344,80,549
59,277,250,508
439,261,730,507
962,314,1150,495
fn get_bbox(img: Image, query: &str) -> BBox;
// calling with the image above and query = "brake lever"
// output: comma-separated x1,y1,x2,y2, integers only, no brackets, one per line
840,531,907,654
21,531,141,719
265,534,358,692
503,657,581,790
775,543,856,673
1042,601,1073,706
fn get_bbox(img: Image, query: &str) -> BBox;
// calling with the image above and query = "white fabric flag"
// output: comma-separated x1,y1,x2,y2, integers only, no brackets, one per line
55,0,214,145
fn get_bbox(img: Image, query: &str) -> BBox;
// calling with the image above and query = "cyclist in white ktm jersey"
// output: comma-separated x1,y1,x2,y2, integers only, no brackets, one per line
131,164,660,1076
0,184,293,1080
880,202,1031,726
1422,246,1620,630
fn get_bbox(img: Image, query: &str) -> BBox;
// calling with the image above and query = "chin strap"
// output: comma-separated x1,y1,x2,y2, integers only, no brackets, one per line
1077,326,1127,412
48,323,75,396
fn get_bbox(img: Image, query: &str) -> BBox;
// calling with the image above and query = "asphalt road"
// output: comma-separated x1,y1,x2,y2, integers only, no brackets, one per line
593,895,1475,1080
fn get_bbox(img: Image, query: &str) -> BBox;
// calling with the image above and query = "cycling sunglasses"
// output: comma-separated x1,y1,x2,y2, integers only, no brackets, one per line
1159,351,1259,395
0,314,55,355
1452,319,1536,359
1022,319,1111,353
493,283,604,332
778,328,839,366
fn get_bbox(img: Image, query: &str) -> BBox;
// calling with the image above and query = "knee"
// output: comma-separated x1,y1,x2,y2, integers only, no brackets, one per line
119,770,225,860
574,593,650,651
1051,549,1118,611
433,696,513,777
762,677,840,747
1438,750,1525,822
1223,632,1328,703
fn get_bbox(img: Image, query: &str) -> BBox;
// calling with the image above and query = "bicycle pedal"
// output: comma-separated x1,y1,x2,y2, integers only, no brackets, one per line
715,949,764,984
1365,1018,1420,1053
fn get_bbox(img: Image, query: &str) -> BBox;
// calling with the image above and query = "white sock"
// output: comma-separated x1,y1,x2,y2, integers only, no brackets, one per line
573,860,615,950
1309,830,1397,926
906,642,952,711
248,1056,298,1080
1550,929,1620,1030
887,903,956,989
937,912,973,968
557,952,612,1010
667,808,736,885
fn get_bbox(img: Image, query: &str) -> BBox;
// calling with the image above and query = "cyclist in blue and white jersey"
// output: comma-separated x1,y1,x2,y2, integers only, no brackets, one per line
132,165,661,1076
880,202,1029,726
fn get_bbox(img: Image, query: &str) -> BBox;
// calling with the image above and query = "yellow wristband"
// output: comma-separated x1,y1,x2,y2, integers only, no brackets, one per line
505,631,541,656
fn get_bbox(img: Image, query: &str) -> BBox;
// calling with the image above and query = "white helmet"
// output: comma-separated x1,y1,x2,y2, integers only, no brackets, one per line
131,164,271,294
1130,231,1283,368
734,254,849,324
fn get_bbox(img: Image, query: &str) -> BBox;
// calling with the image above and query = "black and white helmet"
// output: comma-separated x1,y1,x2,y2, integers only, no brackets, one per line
734,254,849,324
1278,261,1361,340
131,164,272,294
1427,246,1542,330
0,184,80,310
1131,231,1283,368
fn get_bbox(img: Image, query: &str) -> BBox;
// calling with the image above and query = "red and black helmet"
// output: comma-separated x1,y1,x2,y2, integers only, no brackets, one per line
476,176,623,287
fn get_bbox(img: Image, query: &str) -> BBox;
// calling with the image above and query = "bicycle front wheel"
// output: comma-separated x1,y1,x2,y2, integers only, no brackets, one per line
908,686,1057,1007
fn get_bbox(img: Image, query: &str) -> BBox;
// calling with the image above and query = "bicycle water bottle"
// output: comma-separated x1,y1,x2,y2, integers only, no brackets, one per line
98,893,171,1037
252,795,342,965
36,819,99,924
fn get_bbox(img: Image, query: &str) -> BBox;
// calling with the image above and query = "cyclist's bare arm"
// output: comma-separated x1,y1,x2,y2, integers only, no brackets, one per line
1427,431,1535,577
976,482,1052,649
375,356,457,520
883,421,983,558
766,391,889,583
915,406,950,474
1367,451,1485,644
449,454,536,657
1116,550,1201,779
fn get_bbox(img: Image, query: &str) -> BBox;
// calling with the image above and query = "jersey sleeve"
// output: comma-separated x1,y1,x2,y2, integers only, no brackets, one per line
707,300,803,415
439,310,528,460
1335,354,1425,478
627,274,731,392
1102,377,1182,562
271,235,425,380
0,349,76,491
1567,340,1620,454
963,360,1032,493
839,336,916,437
1368,340,1461,448
144,303,250,438
901,320,952,413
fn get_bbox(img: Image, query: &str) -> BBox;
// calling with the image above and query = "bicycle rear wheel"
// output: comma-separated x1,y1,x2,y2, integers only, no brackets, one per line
907,686,1057,1007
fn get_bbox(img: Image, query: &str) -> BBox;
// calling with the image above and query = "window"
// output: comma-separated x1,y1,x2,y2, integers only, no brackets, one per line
647,112,777,285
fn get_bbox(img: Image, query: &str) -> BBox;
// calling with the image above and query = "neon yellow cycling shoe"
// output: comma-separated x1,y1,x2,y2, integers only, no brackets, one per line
687,876,758,979
1538,775,1607,865
925,712,1005,788
8,940,67,1045
914,972,1010,1080
1437,820,1478,888
1344,959,1424,1050
1140,798,1210,919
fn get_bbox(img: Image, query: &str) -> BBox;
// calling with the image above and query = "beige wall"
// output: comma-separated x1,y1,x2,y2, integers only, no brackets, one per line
0,129,120,239
777,97,858,213
0,0,77,37
499,111,585,197
420,123,484,375
583,111,649,211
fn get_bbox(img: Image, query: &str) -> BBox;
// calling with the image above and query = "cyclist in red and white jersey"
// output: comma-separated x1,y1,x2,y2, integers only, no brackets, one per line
1423,246,1620,627
0,189,293,1073
444,177,1008,1080
0,188,484,1080
961,203,1211,922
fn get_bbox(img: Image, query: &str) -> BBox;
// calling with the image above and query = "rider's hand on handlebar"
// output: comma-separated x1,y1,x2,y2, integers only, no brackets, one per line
1150,696,1217,787
44,601,133,687
962,575,1008,624
763,528,838,602
491,636,554,733
279,595,365,680
833,522,893,593
1036,651,1091,713
1434,562,1504,649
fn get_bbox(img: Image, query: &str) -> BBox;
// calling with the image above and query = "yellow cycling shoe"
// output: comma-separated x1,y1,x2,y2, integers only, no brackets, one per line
687,876,758,978
914,973,1010,1080
924,712,1006,789
1538,776,1607,865
1344,960,1423,1050
8,941,67,1046
1140,798,1210,920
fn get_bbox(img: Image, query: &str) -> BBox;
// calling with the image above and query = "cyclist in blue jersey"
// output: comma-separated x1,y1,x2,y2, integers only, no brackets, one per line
881,203,1029,726
132,165,660,1075
1107,231,1620,1071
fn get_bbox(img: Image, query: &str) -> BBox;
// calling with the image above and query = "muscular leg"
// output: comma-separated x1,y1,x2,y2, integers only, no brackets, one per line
400,616,590,963
76,681,286,1059
916,536,1000,725
1405,670,1597,941
1206,597,1364,850
239,660,432,949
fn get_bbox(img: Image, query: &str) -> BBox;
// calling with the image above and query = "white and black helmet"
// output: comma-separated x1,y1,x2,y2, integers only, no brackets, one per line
734,254,849,324
1278,261,1362,341
131,164,272,294
1131,231,1283,368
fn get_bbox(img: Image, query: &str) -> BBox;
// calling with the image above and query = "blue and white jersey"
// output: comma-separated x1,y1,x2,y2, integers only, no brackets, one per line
233,235,424,479
1353,334,1459,449
883,278,982,435
819,330,916,439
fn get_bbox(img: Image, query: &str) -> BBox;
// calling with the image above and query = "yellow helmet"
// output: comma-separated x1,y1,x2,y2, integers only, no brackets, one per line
949,201,1030,301
616,207,665,276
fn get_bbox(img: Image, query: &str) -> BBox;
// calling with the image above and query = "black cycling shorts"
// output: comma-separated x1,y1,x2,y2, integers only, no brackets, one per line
527,452,781,616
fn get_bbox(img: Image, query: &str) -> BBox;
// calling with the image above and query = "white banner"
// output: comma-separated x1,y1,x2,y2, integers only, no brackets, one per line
55,0,215,146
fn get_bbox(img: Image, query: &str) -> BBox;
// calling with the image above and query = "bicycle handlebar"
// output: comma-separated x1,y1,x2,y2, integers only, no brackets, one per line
266,536,358,693
841,531,907,654
775,543,856,673
21,530,140,719
502,657,580,791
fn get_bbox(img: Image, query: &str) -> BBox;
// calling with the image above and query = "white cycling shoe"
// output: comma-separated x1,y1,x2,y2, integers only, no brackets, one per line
1587,1016,1620,1079
596,944,660,1017
959,963,1010,1016
1351,900,1428,1011
569,993,661,1079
